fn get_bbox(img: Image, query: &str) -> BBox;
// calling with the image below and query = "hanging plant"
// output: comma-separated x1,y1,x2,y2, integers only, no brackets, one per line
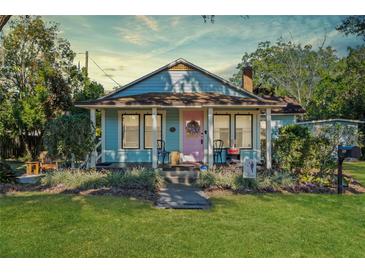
186,120,200,136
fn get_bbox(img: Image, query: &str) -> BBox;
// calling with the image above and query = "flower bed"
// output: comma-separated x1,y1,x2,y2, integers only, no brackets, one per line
0,168,164,201
196,166,365,194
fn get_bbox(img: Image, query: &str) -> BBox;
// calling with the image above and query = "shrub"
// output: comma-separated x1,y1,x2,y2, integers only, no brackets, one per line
106,168,164,191
43,114,95,167
197,168,255,191
273,124,343,181
256,171,296,191
0,161,17,184
40,168,163,191
40,169,107,190
273,125,312,172
197,168,296,192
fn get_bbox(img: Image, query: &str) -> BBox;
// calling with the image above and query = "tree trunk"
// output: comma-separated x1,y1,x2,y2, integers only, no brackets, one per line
0,15,11,31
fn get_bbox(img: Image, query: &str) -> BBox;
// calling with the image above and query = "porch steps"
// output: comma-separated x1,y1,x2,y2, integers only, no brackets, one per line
161,171,199,185
160,166,200,186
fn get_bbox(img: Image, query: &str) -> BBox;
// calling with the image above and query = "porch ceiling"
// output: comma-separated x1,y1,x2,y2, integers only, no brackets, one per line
76,92,286,109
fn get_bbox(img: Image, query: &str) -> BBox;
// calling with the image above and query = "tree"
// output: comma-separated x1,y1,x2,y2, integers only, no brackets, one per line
337,16,365,41
0,16,104,159
43,114,95,167
71,76,104,114
0,16,78,159
230,39,338,108
307,46,365,121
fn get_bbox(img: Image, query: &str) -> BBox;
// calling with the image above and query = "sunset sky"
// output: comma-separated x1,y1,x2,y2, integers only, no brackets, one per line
9,15,363,91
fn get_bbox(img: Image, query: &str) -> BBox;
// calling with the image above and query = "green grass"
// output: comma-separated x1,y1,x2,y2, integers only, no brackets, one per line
344,161,365,186
1,192,364,257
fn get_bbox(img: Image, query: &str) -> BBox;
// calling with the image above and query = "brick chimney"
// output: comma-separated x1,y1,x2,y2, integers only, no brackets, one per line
242,65,253,93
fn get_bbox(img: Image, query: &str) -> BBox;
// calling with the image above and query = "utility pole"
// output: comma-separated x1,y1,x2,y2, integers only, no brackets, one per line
85,50,89,77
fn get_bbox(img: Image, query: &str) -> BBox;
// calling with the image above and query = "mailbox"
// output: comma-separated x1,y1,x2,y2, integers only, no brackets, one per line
338,146,362,159
337,145,362,194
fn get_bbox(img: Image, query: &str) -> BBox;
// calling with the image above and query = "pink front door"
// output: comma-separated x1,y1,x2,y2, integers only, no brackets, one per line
182,110,204,162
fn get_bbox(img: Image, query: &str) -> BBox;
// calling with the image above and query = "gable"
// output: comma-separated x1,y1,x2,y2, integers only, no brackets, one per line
108,61,248,99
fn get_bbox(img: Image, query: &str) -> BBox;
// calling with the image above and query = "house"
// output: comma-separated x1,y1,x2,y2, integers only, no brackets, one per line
76,58,303,169
259,95,306,139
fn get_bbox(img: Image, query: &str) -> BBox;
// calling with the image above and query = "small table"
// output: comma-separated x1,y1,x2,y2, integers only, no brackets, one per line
226,148,240,163
26,162,40,175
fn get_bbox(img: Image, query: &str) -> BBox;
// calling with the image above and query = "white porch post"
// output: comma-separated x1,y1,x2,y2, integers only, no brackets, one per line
208,107,214,168
152,107,158,168
266,108,272,170
90,108,97,168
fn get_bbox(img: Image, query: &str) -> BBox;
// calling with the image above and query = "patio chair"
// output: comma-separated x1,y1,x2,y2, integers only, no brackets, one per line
213,139,224,164
39,151,58,173
157,139,170,165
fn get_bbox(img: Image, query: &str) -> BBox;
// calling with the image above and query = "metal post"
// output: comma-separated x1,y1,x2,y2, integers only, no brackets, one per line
85,51,89,77
337,146,344,194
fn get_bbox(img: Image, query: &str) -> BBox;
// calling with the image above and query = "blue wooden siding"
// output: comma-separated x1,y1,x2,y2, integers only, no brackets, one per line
104,109,149,162
165,108,180,151
271,115,296,137
110,70,246,98
103,109,181,163
260,115,296,138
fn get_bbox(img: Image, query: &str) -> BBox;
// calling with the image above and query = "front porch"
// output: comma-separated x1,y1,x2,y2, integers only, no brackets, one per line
87,104,274,170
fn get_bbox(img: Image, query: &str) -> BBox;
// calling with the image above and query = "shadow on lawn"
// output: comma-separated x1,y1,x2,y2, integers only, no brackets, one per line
1,192,155,219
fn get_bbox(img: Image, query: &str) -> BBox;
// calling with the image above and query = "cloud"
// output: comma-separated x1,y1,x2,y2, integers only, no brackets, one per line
123,32,146,45
136,16,159,31
170,16,180,27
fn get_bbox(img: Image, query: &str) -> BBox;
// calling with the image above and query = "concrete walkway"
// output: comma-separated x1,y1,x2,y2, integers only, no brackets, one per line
156,184,211,209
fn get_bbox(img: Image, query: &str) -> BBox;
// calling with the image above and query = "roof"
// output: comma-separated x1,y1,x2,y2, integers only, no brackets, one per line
100,58,264,101
76,92,286,108
260,95,306,114
297,119,365,125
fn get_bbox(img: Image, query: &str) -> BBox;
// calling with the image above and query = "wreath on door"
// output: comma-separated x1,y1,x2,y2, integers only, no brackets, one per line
186,120,200,136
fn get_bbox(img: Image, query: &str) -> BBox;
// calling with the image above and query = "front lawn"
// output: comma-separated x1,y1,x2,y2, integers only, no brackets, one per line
1,192,364,257
344,161,365,186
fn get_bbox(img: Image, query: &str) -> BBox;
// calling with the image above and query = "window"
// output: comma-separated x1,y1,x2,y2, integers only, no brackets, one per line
121,114,140,149
235,115,252,148
213,115,230,147
144,114,162,149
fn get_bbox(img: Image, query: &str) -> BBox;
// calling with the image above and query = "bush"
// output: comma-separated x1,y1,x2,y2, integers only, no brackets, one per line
106,168,164,191
256,170,296,191
196,168,296,192
0,161,17,184
273,125,312,172
196,167,257,191
40,168,163,191
274,123,364,183
40,169,108,190
43,114,95,166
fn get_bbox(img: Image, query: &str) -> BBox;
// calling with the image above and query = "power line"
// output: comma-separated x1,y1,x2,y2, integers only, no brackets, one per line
88,55,122,88
77,52,122,88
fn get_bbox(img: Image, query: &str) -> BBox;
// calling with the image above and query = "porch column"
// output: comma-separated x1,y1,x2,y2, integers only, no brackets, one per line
152,107,158,169
208,107,214,168
266,108,272,170
90,108,97,168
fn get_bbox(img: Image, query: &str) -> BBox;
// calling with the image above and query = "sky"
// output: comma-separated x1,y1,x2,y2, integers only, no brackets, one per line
20,16,365,90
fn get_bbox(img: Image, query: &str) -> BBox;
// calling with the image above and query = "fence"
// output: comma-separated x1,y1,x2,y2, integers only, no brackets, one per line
0,135,40,159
